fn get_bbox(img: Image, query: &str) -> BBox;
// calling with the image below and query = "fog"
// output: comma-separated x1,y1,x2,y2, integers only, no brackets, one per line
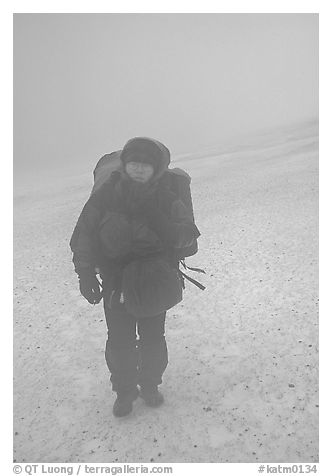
14,13,318,190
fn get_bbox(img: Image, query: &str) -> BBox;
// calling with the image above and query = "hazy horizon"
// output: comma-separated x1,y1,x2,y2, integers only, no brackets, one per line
14,13,318,189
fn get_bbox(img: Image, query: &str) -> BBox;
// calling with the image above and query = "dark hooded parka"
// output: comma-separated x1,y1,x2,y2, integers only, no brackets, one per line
70,137,200,288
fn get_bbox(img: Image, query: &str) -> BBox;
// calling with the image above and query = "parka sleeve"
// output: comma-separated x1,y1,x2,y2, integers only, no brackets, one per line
69,197,103,275
143,196,200,249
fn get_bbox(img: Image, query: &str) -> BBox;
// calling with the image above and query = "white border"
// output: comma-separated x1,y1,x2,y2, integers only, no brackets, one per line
6,2,328,475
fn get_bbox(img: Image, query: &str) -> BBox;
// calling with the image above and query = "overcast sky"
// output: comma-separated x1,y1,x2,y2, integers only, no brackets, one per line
14,13,318,188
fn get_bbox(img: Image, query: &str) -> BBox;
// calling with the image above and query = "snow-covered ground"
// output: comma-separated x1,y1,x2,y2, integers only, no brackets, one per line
13,120,318,463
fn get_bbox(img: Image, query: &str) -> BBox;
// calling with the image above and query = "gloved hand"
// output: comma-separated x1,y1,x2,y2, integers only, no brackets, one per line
78,270,103,304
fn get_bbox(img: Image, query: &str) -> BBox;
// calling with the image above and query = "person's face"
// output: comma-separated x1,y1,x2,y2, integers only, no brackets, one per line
125,161,154,183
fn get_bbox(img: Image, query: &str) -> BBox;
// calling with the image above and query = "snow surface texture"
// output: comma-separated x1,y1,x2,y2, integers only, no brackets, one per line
14,121,318,463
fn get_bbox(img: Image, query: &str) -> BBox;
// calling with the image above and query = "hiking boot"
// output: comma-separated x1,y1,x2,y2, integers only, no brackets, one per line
113,387,139,417
140,387,164,407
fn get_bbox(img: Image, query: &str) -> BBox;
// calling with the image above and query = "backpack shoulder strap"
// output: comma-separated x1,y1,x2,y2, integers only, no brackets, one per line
178,259,206,290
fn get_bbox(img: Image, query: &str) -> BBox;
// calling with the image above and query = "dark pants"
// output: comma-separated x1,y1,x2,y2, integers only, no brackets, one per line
103,290,168,395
